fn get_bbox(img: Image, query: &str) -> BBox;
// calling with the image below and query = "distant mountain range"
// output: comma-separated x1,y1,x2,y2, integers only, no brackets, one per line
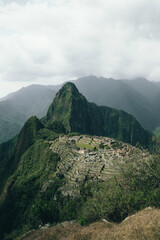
0,85,58,143
74,76,160,131
0,76,160,143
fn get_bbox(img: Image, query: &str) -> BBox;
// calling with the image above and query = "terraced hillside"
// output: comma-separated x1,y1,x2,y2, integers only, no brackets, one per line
0,129,157,239
49,135,149,196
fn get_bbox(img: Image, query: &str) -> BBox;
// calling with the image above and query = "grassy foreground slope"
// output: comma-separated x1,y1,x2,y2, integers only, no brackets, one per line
17,208,160,240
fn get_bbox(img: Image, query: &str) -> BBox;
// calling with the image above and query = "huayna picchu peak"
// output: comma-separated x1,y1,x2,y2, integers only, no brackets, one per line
43,82,85,133
43,82,151,147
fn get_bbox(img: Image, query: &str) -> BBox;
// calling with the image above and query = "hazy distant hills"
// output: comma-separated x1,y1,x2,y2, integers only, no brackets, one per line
0,76,160,143
73,76,159,131
0,85,58,143
123,77,160,102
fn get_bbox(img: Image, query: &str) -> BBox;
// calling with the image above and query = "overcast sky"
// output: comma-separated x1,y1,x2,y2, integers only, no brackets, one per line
0,0,160,97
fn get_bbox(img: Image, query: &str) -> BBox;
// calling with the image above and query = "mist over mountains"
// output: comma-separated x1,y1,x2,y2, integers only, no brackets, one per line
0,76,160,144
0,85,58,143
74,76,160,131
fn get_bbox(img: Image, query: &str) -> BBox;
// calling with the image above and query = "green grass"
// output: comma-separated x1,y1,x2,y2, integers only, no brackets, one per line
76,142,94,150
111,142,123,149
105,145,111,149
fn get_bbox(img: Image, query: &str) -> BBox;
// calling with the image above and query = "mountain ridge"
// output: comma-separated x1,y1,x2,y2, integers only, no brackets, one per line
43,82,152,147
1,76,160,143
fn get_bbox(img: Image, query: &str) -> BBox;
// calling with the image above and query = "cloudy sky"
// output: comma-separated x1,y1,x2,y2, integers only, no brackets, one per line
0,0,160,97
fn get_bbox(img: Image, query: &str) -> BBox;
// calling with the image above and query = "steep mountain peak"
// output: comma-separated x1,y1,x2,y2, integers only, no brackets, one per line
43,82,151,147
61,82,78,90
43,82,86,132
14,116,44,160
55,82,80,99
21,116,44,135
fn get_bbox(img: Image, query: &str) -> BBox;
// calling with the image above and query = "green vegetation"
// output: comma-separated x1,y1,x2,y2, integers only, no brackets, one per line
1,76,160,145
36,128,58,141
67,132,80,137
0,82,159,240
76,142,94,150
47,121,66,134
111,142,123,149
0,135,18,194
153,126,160,138
105,145,111,149
77,153,160,224
1,133,160,240
14,116,44,160
0,140,61,239
43,82,152,148
42,82,81,132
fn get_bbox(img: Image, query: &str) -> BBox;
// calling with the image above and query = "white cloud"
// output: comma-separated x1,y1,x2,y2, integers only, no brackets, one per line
0,0,160,96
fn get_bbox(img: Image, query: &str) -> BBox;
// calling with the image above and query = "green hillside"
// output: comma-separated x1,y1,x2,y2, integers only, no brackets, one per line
43,82,152,147
0,130,160,240
0,85,57,144
0,82,158,240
